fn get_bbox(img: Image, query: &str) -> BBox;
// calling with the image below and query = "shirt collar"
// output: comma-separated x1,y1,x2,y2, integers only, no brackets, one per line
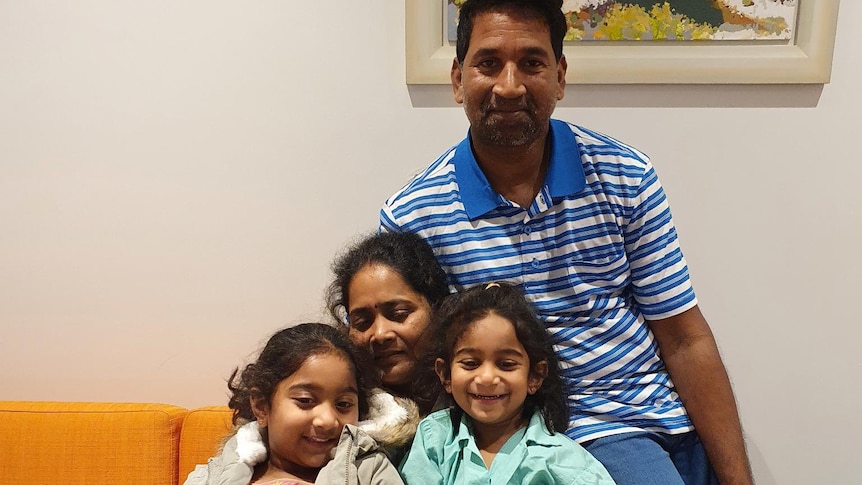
522,409,556,445
453,409,556,448
452,119,586,220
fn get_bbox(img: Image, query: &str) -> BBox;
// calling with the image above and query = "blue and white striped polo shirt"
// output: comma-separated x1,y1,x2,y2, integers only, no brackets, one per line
380,119,697,443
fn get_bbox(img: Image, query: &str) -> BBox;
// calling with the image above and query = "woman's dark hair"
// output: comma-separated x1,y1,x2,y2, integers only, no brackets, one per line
227,322,373,425
326,231,450,324
456,0,567,64
430,282,570,433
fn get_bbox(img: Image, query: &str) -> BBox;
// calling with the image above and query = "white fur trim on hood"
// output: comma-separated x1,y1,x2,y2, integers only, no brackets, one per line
358,388,420,448
234,421,267,465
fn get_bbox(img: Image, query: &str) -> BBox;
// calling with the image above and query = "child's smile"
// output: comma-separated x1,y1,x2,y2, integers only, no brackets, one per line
301,433,338,450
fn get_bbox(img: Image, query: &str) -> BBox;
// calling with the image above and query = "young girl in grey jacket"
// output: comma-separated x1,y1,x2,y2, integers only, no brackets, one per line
184,323,417,485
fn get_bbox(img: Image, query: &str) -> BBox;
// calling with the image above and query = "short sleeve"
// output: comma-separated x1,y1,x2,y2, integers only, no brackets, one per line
622,161,696,319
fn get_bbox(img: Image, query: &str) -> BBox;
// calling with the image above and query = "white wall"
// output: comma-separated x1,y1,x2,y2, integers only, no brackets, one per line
1,1,858,483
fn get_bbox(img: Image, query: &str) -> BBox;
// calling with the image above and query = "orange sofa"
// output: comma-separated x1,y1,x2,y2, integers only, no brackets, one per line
0,401,233,485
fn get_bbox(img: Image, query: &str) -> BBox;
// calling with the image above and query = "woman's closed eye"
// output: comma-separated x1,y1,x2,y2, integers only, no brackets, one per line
387,308,412,322
347,310,371,331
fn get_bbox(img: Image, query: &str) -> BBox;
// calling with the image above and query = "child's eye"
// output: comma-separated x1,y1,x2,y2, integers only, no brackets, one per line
336,400,356,410
458,360,479,369
293,397,315,408
498,360,520,370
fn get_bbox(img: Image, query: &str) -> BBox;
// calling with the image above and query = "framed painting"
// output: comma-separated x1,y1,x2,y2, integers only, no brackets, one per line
405,0,840,84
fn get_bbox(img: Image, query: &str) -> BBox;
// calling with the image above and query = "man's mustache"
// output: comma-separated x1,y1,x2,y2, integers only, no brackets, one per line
483,99,532,112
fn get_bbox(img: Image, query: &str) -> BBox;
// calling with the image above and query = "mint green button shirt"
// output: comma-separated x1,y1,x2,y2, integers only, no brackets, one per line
399,409,615,485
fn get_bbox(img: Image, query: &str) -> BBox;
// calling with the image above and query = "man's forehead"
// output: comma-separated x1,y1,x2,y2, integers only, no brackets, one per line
467,10,553,54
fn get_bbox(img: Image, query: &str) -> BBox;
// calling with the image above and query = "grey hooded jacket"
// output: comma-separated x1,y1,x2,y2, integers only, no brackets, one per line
184,424,404,485
183,390,418,485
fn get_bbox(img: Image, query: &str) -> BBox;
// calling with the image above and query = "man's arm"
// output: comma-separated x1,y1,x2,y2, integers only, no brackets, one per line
648,305,754,485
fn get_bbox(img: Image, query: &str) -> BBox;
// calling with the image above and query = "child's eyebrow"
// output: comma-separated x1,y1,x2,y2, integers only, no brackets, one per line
288,382,359,395
453,347,526,358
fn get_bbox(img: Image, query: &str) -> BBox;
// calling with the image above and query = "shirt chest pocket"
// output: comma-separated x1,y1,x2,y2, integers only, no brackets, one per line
564,249,629,313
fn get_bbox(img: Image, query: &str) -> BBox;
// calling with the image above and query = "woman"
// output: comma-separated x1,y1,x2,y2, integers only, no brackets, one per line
327,231,450,417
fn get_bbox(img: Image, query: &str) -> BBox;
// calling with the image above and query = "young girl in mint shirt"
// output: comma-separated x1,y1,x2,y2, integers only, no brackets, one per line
399,283,615,485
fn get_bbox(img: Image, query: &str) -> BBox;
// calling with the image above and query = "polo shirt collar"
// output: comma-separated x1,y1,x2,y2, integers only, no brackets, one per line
453,119,586,220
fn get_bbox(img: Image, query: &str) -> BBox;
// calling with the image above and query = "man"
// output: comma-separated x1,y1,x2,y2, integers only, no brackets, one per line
381,0,753,484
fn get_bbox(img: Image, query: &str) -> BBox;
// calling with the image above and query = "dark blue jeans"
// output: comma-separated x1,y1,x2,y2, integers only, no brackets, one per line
584,431,719,485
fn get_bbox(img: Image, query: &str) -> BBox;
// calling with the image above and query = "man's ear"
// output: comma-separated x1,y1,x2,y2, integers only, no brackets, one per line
249,389,269,427
528,360,548,395
435,358,452,393
451,58,464,105
555,55,567,101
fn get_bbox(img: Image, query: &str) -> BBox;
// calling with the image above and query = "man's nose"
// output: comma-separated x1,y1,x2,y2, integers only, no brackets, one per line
493,62,527,99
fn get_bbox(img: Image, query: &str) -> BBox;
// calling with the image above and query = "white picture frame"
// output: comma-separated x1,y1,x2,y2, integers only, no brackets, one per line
405,0,840,84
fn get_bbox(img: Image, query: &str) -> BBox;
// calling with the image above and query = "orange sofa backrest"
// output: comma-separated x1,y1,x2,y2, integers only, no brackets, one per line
177,405,234,481
0,401,187,485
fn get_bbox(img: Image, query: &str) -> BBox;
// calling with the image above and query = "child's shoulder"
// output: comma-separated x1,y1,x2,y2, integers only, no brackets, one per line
521,413,616,483
523,411,588,454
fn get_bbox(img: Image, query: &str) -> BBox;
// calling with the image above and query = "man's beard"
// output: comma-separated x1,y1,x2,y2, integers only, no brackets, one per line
469,100,546,147
474,116,539,146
